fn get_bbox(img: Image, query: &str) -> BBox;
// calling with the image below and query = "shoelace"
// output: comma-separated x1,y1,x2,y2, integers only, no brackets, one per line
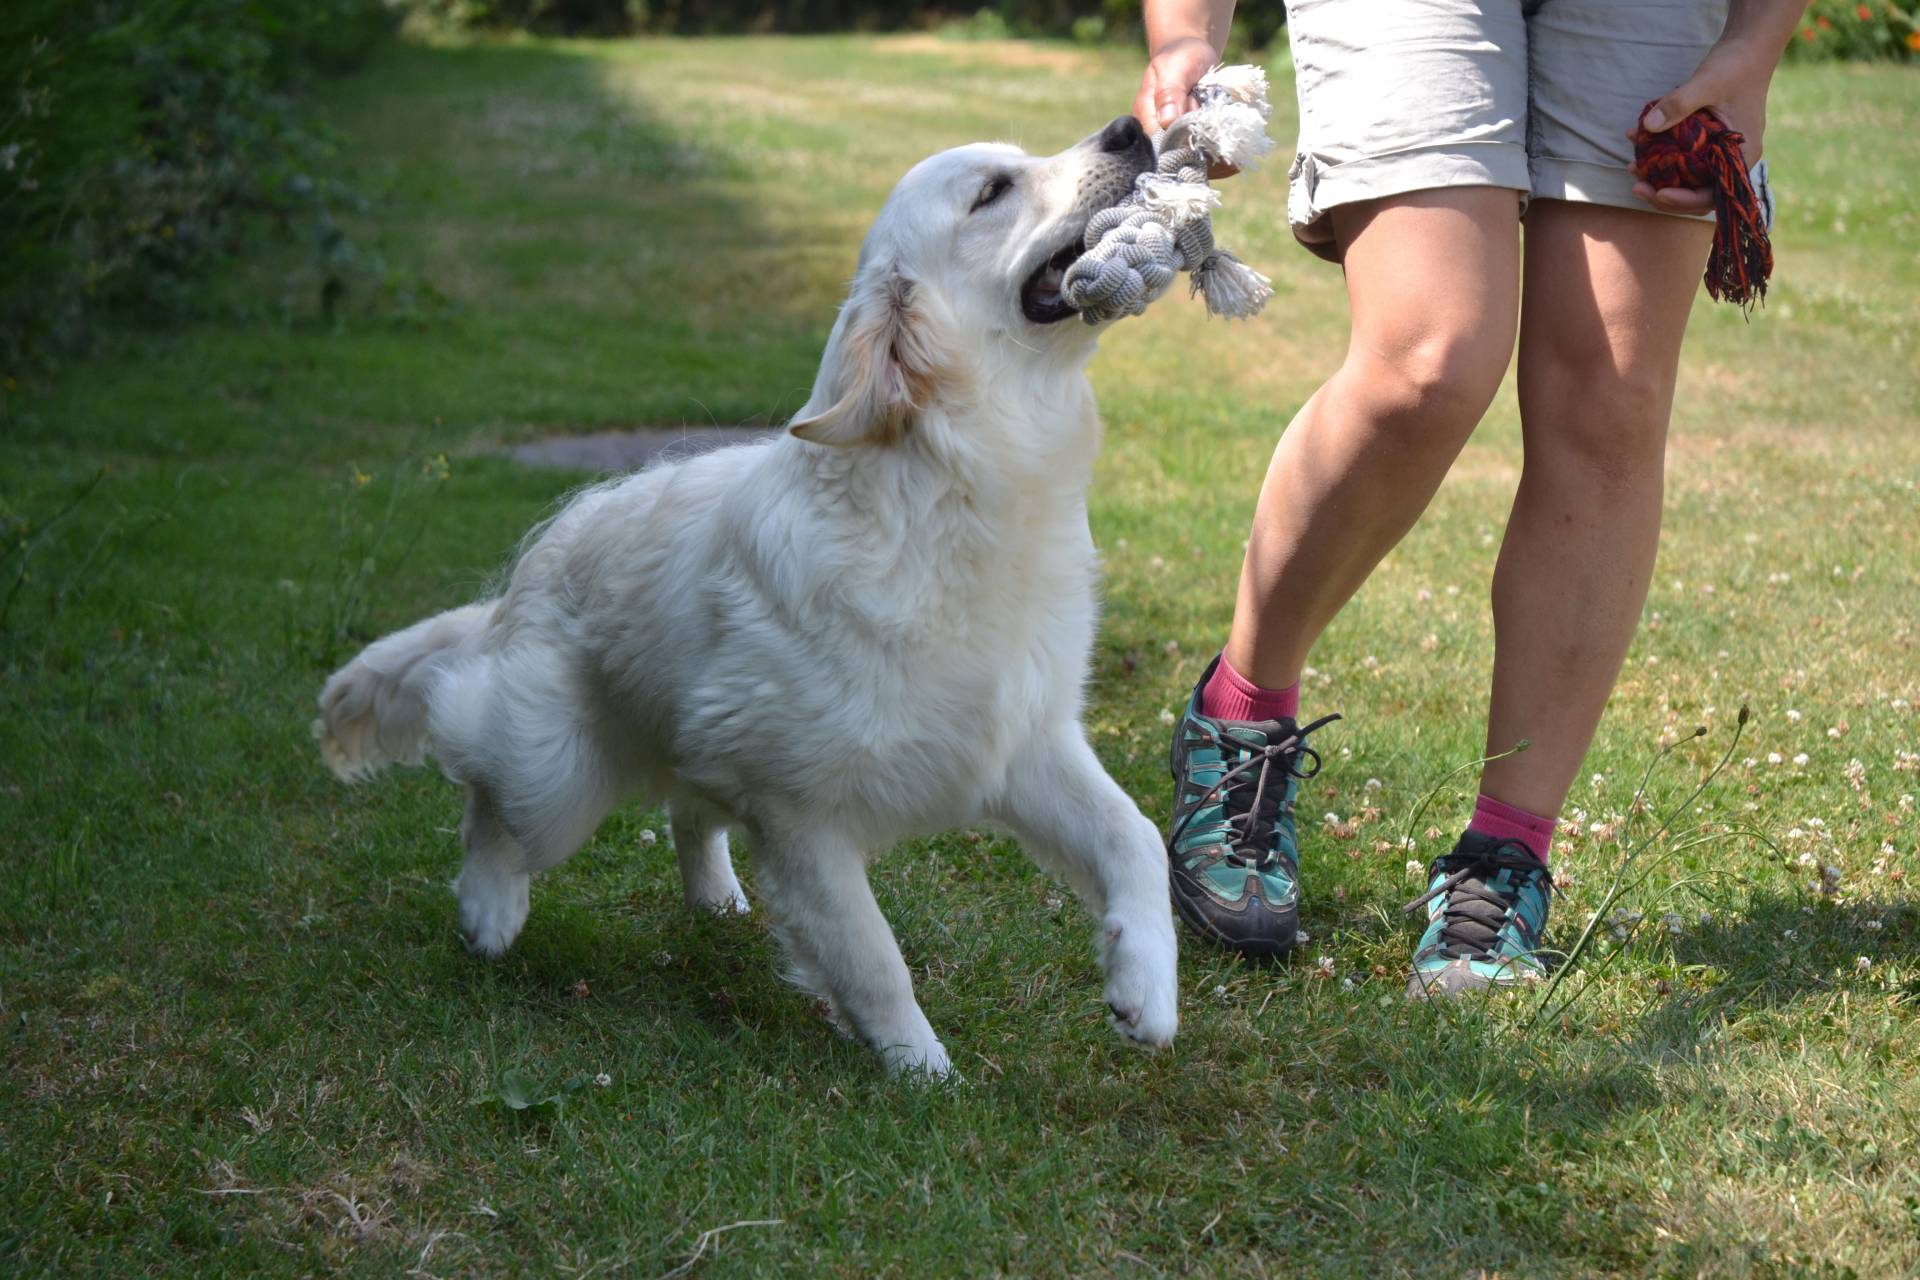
1168,713,1343,870
1401,843,1552,962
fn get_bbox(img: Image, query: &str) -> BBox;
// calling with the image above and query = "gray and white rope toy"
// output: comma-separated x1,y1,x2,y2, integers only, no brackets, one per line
1061,64,1275,324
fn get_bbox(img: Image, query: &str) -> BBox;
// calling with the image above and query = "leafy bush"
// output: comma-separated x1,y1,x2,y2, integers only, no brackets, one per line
1785,0,1919,60
0,0,395,371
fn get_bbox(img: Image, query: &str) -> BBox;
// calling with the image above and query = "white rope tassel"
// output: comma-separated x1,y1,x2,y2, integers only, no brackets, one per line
1061,64,1275,324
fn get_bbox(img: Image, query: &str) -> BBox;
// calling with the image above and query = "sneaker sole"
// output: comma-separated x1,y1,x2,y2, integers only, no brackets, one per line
1170,870,1302,961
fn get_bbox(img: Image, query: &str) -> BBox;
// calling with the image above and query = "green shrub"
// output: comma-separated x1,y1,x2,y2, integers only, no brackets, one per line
0,0,395,370
1785,0,1919,60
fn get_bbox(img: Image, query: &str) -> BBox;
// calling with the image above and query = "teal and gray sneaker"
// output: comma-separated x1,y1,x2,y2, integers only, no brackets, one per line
1404,832,1554,999
1165,657,1341,959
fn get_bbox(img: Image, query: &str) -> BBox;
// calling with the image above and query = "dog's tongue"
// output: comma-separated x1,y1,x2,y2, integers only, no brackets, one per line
1030,264,1065,304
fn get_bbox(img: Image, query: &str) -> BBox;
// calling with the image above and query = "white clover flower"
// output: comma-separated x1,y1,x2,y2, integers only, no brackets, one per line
1406,859,1425,879
1213,983,1227,996
1662,912,1685,936
1158,708,1177,726
1162,638,1180,655
1820,864,1842,883
1316,955,1335,976
1323,812,1341,825
1792,753,1810,767
1698,911,1714,927
1807,817,1826,829
1362,655,1379,670
594,1072,612,1087
1149,555,1166,570
1855,956,1872,973
1788,828,1807,840
1893,698,1911,711
1365,777,1383,792
1341,977,1358,992
638,828,658,846
1786,708,1804,723
1416,588,1433,603
1767,752,1784,765
1294,928,1312,945
1590,773,1605,791
1828,727,1843,739
1796,851,1817,867
1864,919,1883,932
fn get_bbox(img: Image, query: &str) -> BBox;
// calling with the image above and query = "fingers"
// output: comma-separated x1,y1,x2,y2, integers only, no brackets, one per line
1154,82,1194,129
1631,180,1715,214
1639,81,1704,134
1132,81,1158,133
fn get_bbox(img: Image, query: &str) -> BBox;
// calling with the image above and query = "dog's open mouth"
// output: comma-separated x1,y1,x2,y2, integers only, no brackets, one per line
1020,236,1086,325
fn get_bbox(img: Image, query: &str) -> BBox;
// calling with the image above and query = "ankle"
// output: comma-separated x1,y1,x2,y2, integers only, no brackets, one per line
1466,793,1556,864
1199,652,1300,722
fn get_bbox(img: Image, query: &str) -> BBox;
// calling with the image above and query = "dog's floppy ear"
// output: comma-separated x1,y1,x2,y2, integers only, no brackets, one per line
789,269,946,447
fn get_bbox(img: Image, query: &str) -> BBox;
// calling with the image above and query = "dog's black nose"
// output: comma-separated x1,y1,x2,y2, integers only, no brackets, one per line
1098,115,1147,154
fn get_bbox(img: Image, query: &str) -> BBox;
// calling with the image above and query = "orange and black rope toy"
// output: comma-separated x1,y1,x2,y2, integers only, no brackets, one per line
1631,103,1772,313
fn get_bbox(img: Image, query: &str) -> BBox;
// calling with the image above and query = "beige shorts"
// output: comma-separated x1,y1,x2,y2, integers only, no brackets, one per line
1284,0,1732,261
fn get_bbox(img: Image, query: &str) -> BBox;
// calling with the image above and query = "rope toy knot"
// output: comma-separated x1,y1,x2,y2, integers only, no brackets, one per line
1061,64,1275,324
1631,103,1773,313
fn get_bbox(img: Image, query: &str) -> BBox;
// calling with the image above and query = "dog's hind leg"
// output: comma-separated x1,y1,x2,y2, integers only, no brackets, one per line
989,725,1179,1049
668,796,749,915
456,785,531,956
752,830,950,1078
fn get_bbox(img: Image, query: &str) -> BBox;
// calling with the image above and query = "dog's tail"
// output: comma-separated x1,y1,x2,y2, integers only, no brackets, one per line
314,601,496,783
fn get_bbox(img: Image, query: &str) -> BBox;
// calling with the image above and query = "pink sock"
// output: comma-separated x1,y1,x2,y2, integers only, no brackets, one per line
1468,793,1556,865
1199,652,1300,723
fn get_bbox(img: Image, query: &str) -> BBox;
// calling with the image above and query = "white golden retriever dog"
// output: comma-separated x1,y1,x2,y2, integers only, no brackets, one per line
315,116,1175,1076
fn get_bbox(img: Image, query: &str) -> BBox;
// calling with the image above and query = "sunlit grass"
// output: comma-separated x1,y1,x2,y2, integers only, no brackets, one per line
2,33,1916,1277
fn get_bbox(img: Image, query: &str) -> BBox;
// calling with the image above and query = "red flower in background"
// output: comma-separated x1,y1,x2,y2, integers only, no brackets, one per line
1856,4,1871,18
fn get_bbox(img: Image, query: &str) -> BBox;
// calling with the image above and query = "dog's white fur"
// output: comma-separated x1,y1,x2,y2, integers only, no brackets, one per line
315,121,1176,1076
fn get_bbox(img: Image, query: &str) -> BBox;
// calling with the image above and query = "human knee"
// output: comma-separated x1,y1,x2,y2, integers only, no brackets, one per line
1521,352,1673,485
1347,324,1512,444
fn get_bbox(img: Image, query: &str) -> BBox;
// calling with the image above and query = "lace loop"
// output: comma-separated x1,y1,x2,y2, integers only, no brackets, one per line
1168,713,1342,869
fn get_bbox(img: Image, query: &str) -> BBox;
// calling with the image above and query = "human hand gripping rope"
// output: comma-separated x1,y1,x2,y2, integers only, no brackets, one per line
1061,64,1276,325
1631,103,1774,313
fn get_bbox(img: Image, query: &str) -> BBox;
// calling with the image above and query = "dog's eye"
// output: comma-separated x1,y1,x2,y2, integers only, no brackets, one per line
970,175,1014,213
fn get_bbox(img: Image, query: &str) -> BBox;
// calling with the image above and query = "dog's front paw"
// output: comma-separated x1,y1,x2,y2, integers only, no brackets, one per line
688,883,751,916
1102,916,1179,1048
879,1036,954,1081
456,868,530,957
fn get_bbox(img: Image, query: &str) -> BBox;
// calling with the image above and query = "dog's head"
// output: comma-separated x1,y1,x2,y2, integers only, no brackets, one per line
790,117,1156,447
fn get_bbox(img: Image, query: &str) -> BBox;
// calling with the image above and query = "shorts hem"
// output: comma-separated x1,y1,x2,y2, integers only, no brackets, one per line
1288,143,1532,263
1528,156,1716,223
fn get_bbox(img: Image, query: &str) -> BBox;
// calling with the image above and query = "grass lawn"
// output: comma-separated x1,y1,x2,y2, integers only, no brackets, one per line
4,30,1919,1277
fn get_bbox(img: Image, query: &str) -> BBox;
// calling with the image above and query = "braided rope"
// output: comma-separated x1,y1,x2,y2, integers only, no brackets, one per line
1061,64,1275,325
